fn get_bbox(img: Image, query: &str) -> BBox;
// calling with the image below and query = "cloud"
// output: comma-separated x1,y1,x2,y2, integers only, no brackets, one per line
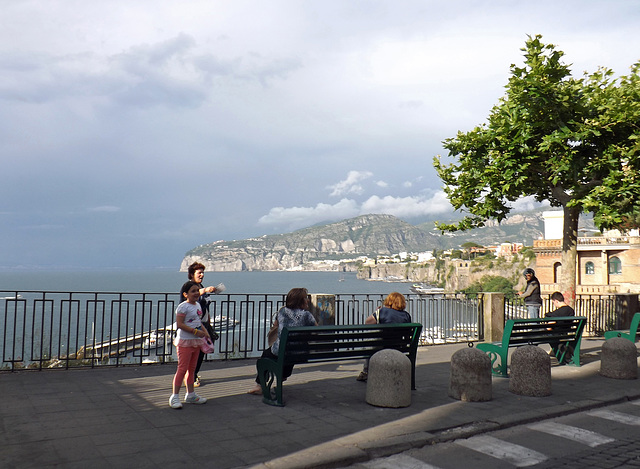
327,170,373,197
258,191,453,231
258,198,360,230
360,192,452,217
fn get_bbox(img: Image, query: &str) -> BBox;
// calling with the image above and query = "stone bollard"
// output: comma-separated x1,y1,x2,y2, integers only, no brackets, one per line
448,347,492,402
600,337,638,380
366,349,411,408
509,345,551,397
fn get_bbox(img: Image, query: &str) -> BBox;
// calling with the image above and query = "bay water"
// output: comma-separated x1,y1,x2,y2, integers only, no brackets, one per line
0,270,413,296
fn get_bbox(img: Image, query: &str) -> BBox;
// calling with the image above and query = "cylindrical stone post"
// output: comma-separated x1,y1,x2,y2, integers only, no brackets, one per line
600,337,638,380
509,345,552,397
448,347,492,402
366,349,411,408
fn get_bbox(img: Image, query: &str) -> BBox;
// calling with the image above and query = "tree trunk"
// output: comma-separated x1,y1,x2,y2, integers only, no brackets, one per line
560,205,580,306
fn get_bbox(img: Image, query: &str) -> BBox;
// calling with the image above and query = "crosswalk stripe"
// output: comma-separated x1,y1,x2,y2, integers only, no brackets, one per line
587,409,640,425
528,421,615,447
456,435,548,467
362,453,442,469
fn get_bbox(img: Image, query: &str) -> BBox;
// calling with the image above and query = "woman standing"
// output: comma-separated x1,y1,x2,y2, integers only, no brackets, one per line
187,262,225,387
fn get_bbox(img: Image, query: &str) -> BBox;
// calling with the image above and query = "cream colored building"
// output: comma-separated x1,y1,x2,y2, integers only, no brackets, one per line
533,211,640,294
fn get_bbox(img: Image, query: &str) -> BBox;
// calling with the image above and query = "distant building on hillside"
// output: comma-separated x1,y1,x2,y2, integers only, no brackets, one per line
533,211,640,294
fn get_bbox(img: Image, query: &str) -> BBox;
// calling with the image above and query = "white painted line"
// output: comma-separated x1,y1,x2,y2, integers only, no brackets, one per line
456,435,548,467
528,421,615,447
587,409,640,426
363,453,442,469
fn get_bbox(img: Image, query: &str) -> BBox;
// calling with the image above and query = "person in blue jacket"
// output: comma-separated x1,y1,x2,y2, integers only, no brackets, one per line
356,291,411,382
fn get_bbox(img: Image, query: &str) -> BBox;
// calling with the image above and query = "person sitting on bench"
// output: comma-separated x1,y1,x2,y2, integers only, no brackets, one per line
545,291,575,363
248,287,317,395
356,292,412,382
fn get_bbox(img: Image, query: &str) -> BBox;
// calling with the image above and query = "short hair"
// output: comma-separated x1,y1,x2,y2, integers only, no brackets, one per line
285,288,309,310
188,262,206,280
180,280,200,300
551,291,564,302
384,292,406,311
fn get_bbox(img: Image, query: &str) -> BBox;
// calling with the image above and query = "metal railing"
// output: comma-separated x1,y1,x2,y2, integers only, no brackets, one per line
504,294,617,336
1,290,480,371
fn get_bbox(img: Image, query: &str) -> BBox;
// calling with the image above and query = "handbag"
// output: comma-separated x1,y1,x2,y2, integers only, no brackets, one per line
200,336,215,354
267,319,279,346
202,320,220,341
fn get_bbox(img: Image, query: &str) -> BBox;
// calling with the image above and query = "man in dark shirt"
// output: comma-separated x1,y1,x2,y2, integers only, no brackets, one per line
545,291,575,363
546,291,575,317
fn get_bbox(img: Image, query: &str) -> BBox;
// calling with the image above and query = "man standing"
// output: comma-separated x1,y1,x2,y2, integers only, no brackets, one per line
518,268,542,318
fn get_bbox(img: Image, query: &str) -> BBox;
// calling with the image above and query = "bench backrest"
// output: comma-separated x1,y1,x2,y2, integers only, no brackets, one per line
502,316,587,347
278,323,423,365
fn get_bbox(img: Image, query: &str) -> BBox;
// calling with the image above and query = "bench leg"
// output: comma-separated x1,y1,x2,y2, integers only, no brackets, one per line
258,368,285,407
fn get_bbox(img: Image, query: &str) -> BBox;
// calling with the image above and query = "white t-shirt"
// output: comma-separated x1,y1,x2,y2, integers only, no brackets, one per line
174,301,203,347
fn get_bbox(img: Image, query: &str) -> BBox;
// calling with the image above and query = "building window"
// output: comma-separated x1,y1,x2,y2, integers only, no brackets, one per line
609,256,622,275
585,261,595,275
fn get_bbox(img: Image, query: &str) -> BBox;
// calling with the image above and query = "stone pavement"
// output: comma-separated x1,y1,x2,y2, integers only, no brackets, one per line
1,339,639,469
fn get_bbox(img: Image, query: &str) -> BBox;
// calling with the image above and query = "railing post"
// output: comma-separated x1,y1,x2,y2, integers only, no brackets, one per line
309,294,336,325
483,292,505,342
614,294,639,330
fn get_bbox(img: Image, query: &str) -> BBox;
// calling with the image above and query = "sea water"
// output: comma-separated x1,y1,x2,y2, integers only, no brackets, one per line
0,270,412,296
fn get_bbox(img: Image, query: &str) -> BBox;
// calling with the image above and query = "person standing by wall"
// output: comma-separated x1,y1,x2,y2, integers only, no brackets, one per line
187,262,225,388
518,268,542,318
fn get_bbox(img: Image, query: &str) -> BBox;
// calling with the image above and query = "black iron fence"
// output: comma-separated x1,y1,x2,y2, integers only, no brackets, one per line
1,290,480,371
504,294,617,336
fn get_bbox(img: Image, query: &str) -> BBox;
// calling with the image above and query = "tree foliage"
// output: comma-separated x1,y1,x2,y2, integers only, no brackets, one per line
434,35,640,296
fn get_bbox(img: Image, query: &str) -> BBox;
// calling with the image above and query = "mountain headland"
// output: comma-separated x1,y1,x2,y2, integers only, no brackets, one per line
180,211,547,274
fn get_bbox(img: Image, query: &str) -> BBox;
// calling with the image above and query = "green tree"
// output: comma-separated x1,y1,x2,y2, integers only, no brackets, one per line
434,35,640,301
463,275,516,299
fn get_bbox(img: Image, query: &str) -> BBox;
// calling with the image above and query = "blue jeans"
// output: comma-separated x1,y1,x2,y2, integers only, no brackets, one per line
526,304,541,319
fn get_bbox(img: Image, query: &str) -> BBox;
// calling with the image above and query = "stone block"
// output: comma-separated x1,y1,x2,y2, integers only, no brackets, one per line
366,349,411,408
448,347,492,402
600,337,638,380
509,345,551,397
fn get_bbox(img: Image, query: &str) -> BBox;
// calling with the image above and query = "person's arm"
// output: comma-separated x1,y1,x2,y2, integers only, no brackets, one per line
520,283,535,299
364,314,377,325
176,314,207,338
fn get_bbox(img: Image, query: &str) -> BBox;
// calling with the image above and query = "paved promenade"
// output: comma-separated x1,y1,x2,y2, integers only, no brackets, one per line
1,339,639,469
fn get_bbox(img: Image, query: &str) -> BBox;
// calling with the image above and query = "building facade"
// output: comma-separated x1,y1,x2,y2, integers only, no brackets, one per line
533,211,640,294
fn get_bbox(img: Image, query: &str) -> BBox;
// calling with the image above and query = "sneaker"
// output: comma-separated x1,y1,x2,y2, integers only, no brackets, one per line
356,371,368,382
184,394,207,405
194,376,201,388
169,395,182,409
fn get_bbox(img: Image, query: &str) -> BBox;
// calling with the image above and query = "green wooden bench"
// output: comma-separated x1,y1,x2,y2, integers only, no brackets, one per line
476,316,587,377
604,312,640,342
256,323,423,406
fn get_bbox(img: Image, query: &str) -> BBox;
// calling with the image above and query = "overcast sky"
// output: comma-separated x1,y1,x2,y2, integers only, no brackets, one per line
1,1,639,270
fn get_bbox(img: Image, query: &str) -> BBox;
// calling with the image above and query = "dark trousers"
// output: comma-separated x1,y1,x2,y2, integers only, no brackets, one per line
255,347,294,384
194,350,205,376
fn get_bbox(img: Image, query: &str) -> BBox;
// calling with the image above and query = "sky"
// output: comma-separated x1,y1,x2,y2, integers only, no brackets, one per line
1,0,639,271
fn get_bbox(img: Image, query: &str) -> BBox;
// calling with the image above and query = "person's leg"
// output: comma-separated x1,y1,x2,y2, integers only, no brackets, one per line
193,350,205,386
357,358,369,381
249,348,275,394
527,305,540,319
172,346,189,394
185,347,200,394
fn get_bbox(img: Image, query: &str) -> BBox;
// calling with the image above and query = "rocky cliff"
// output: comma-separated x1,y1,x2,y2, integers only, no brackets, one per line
181,211,547,273
181,214,443,272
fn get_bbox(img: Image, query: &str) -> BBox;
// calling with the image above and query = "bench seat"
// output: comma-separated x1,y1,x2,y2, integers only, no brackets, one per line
604,312,640,342
476,316,587,377
256,323,422,406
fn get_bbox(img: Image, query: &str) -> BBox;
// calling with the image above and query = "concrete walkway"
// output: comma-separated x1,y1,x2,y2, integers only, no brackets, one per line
1,339,638,469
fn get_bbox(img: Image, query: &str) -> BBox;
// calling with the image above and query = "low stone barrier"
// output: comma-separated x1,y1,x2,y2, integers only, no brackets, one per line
448,347,492,402
509,345,551,397
366,349,411,408
600,337,638,380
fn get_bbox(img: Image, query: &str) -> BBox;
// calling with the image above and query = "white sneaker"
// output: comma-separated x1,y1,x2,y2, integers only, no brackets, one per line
169,395,182,409
184,393,207,404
